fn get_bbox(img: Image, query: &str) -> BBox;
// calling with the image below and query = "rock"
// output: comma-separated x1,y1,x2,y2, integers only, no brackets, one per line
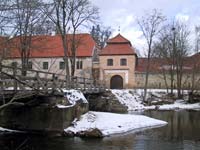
63,130,75,137
188,92,200,103
0,95,88,133
87,91,128,113
76,128,103,138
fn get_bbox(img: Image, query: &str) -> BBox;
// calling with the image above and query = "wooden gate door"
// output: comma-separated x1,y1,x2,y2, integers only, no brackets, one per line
110,75,123,89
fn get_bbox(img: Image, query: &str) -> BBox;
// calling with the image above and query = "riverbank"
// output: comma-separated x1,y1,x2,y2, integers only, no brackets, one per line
112,89,200,111
1,89,199,137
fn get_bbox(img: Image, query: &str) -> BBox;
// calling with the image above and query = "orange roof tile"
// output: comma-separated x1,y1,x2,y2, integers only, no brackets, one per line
135,56,197,73
5,33,95,58
100,34,136,56
107,34,131,45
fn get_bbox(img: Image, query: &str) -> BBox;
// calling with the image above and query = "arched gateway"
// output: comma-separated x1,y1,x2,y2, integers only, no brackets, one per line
110,75,123,89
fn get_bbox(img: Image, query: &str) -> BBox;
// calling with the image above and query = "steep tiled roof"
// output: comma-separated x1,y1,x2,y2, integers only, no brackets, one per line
107,34,131,45
100,34,136,56
135,56,197,73
135,58,167,73
4,33,95,58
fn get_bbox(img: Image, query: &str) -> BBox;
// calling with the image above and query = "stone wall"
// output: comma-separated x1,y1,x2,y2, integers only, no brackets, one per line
135,72,200,89
0,96,88,135
86,91,128,113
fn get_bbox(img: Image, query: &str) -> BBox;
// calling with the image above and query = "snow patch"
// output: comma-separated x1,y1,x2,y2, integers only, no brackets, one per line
56,89,88,108
111,89,200,111
63,89,88,104
158,100,200,110
0,127,22,133
112,90,145,111
64,111,167,137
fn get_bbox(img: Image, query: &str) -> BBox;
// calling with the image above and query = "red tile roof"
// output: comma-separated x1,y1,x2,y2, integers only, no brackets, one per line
135,56,198,73
4,33,95,58
100,34,136,56
107,34,132,45
135,58,167,73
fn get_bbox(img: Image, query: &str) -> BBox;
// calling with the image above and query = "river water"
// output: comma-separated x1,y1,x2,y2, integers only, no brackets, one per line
0,110,200,150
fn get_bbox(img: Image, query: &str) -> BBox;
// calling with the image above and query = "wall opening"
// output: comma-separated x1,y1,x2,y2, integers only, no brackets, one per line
110,75,123,89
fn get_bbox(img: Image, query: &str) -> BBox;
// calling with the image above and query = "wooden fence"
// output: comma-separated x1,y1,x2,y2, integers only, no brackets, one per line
0,64,105,97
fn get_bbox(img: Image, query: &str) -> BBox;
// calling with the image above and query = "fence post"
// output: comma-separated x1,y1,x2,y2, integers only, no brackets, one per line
52,73,56,93
66,75,69,89
75,77,78,89
13,66,17,93
90,79,93,90
83,78,86,90
36,72,40,92
0,62,5,104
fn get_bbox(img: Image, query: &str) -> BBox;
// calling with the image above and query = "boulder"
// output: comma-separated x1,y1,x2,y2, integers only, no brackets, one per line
76,128,103,138
0,95,88,135
87,91,128,113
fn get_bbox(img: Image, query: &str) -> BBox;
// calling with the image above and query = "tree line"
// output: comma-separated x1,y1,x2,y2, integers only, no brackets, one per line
0,0,112,78
138,9,200,100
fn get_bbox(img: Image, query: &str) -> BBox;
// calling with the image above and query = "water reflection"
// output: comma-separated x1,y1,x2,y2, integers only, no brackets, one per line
0,110,200,150
143,110,200,141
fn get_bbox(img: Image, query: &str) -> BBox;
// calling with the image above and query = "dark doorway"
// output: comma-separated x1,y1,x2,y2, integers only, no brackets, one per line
110,75,123,89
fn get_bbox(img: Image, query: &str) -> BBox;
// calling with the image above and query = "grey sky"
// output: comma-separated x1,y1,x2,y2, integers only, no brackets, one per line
91,0,200,55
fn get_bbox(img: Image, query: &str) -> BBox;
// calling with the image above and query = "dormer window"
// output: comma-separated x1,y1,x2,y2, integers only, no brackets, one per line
107,59,113,66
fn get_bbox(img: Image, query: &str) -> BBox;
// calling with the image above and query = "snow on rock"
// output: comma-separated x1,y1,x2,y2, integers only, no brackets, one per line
56,89,88,108
63,89,88,104
111,90,144,111
64,111,167,137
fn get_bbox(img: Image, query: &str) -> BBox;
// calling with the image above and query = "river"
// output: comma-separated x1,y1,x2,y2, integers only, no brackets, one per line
0,110,200,150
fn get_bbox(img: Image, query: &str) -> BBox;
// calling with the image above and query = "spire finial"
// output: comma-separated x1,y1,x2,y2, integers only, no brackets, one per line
118,26,120,33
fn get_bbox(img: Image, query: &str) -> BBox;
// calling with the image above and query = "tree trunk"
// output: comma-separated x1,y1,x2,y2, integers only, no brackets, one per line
61,34,70,80
71,30,76,76
143,44,152,102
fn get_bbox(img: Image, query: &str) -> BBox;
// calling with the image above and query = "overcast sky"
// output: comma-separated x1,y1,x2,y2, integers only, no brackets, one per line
91,0,200,55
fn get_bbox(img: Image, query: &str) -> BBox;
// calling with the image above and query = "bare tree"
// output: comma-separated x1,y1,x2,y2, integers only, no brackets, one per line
137,9,165,102
174,22,190,98
42,0,99,78
42,0,72,79
90,24,112,49
68,0,99,76
32,19,56,35
6,0,46,76
152,21,190,98
153,24,176,95
191,26,200,92
0,1,16,62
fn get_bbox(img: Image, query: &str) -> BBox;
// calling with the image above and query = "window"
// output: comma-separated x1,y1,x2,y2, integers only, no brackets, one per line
11,62,17,67
28,61,32,69
120,58,127,66
59,61,65,69
107,59,113,66
76,60,83,69
43,62,48,70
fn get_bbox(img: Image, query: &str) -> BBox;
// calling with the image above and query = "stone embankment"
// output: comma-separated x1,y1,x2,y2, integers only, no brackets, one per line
87,90,128,113
0,90,88,136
